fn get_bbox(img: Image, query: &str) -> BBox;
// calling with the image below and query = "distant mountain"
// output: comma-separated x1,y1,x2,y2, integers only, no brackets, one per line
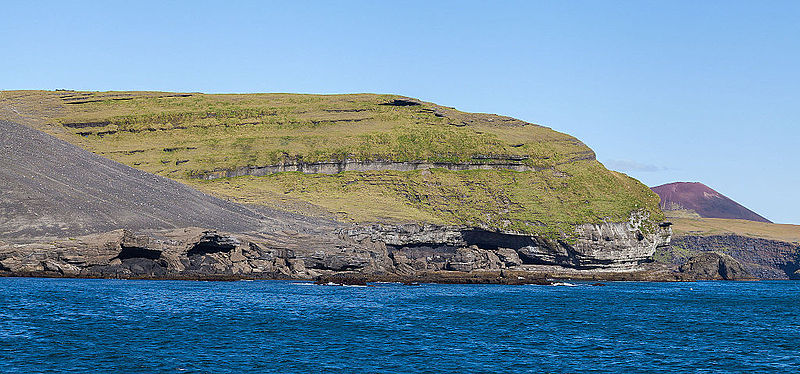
651,182,771,223
651,182,800,279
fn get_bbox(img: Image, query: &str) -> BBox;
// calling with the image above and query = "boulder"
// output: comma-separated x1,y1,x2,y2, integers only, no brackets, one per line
679,252,753,280
446,246,503,272
447,247,478,271
495,248,522,267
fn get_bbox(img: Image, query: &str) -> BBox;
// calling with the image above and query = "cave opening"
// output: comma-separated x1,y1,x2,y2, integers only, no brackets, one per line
118,246,161,260
461,229,537,250
188,241,237,256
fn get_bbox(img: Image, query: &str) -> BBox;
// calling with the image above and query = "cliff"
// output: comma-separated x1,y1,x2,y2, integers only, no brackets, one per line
661,234,800,279
1,223,674,281
0,90,675,280
0,90,663,239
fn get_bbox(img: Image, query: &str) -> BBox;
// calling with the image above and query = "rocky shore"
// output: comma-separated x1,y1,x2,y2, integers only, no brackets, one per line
668,234,800,279
0,223,755,283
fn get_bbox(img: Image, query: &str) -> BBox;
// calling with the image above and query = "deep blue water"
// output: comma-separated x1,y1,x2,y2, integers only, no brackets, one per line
1,279,798,373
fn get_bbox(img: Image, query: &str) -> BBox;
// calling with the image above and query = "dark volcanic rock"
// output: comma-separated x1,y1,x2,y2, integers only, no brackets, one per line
652,182,771,222
679,252,753,280
188,232,241,256
670,235,800,279
0,120,266,240
379,98,421,106
0,224,683,281
0,227,391,279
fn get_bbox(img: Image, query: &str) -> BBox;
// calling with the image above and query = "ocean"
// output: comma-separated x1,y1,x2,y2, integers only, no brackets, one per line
1,278,798,373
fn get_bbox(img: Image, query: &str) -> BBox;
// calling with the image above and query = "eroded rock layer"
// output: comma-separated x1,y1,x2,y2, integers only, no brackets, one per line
1,210,673,281
667,235,800,279
192,159,536,180
345,213,671,271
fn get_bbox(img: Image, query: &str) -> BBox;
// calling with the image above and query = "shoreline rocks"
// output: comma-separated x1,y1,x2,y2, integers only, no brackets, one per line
665,235,800,279
678,252,754,280
0,222,744,283
344,210,671,272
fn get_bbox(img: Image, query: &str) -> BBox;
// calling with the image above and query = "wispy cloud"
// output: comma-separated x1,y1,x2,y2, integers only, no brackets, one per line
604,159,669,173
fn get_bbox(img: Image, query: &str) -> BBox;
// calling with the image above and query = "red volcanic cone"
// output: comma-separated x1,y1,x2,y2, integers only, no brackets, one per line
651,182,771,223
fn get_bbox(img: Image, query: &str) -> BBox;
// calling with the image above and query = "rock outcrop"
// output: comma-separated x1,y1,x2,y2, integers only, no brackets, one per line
344,211,671,272
678,252,753,280
191,159,538,180
0,211,677,281
0,228,393,279
667,235,800,279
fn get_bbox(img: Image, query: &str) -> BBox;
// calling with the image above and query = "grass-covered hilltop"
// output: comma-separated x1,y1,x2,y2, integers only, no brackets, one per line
0,90,663,238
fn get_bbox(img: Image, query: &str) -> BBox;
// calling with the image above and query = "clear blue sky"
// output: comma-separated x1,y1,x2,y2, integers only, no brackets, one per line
2,1,798,223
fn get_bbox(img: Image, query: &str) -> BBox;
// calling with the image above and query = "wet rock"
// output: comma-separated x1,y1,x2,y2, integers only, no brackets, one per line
315,273,369,285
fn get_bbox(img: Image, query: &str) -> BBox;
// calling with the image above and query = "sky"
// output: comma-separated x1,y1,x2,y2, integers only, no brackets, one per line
2,1,798,223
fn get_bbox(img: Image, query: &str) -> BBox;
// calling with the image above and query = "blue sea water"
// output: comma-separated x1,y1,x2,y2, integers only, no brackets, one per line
0,278,798,373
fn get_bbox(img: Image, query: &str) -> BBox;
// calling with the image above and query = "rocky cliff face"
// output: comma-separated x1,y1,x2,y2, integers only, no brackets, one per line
192,159,538,180
0,94,674,282
1,210,672,280
344,211,671,272
0,228,393,279
667,235,800,279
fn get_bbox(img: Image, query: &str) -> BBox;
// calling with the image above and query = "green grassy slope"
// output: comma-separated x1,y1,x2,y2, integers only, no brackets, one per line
0,90,663,237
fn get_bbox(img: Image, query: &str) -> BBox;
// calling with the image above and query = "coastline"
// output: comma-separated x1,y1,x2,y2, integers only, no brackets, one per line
0,266,760,284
